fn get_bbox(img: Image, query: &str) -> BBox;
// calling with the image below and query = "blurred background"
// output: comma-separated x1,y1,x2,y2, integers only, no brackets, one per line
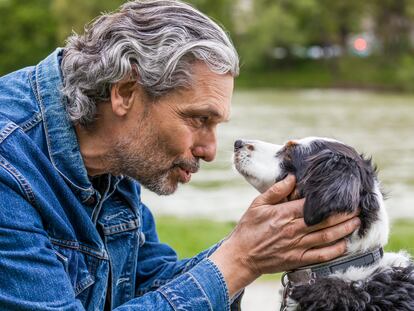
1,0,413,309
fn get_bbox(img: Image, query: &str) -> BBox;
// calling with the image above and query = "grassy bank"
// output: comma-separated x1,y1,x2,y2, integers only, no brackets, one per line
157,216,414,281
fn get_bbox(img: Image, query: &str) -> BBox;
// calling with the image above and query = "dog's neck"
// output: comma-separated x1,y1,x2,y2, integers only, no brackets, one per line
280,247,385,311
284,247,384,287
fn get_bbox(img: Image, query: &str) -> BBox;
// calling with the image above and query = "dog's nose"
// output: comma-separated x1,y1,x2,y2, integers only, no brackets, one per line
234,140,244,151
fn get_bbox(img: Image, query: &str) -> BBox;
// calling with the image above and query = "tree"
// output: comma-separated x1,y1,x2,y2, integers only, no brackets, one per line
368,0,414,56
0,0,57,75
51,0,124,44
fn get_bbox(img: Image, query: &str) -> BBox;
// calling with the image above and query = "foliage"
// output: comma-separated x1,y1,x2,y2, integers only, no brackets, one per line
51,0,124,44
237,3,301,70
0,0,413,89
395,54,414,92
187,0,237,36
0,0,57,74
368,0,414,57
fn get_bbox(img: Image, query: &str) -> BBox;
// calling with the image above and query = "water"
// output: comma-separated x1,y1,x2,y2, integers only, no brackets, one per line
143,89,414,221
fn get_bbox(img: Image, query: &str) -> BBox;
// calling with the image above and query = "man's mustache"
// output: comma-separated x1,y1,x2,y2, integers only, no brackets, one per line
172,158,200,174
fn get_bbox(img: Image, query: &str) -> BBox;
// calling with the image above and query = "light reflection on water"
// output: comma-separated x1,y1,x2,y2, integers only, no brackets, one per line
142,89,414,221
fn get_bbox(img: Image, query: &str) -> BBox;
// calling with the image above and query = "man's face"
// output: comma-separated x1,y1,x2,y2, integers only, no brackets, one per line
107,63,234,195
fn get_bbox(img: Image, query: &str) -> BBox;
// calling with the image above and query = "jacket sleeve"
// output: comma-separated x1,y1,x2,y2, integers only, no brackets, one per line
0,174,86,310
0,168,242,311
132,202,244,311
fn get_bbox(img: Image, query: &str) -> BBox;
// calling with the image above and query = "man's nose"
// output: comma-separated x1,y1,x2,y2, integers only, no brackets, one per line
193,135,217,162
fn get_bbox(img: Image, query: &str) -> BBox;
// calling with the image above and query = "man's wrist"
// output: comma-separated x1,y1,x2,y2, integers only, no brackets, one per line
208,241,259,297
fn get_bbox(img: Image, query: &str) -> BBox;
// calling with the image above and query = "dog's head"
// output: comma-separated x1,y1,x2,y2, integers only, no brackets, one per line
233,137,382,236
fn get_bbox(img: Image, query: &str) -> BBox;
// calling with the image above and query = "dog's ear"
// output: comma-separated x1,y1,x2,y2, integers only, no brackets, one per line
300,150,362,226
356,156,381,235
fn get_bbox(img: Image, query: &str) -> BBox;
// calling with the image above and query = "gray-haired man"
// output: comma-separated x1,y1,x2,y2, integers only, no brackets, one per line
0,0,359,310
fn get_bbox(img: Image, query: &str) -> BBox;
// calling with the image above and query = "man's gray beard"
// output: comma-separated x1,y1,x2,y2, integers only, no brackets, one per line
104,124,200,195
139,170,177,195
105,141,178,195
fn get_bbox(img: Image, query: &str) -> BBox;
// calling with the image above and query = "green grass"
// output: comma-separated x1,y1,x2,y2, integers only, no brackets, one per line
385,219,414,255
157,216,414,282
156,216,236,259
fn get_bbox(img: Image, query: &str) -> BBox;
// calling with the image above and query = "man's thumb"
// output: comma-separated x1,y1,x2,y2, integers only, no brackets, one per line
255,174,296,206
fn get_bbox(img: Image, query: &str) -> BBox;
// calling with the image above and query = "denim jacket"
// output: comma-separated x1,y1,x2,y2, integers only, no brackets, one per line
0,49,243,310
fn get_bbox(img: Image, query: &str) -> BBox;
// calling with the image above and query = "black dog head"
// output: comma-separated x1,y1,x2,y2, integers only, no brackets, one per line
280,139,380,235
234,137,381,236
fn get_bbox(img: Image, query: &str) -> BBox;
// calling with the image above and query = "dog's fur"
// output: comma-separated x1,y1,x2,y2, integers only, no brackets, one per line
233,137,414,310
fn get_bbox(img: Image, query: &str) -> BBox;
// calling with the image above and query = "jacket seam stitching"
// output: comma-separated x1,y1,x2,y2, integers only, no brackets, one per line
19,112,42,132
205,259,231,311
157,289,178,311
49,238,108,260
34,64,94,197
74,274,95,296
0,123,18,145
102,218,140,235
188,273,213,311
28,68,41,104
0,155,37,206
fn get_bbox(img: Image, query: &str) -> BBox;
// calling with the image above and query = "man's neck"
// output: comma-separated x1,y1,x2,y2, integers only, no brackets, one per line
75,123,111,177
74,104,118,177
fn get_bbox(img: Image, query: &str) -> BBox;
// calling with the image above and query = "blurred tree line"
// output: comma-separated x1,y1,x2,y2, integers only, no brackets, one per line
1,0,413,91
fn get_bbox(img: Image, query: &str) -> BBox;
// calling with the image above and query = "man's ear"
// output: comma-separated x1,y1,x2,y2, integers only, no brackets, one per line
299,151,362,226
110,80,138,117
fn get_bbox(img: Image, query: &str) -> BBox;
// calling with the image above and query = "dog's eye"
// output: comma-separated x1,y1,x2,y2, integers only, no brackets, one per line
275,150,283,157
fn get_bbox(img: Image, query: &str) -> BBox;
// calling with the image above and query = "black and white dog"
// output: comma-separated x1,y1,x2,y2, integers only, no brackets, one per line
233,137,414,311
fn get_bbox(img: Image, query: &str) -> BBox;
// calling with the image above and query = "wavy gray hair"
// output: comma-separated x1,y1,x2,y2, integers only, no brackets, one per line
61,0,239,126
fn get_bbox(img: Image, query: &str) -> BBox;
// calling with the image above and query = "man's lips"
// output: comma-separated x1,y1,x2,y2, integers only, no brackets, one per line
177,167,192,183
172,161,199,183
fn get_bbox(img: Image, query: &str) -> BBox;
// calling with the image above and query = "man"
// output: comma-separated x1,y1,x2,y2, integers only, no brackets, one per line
0,0,360,310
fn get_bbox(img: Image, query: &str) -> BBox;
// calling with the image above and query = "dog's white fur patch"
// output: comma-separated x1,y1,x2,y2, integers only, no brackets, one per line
233,139,283,193
333,251,412,282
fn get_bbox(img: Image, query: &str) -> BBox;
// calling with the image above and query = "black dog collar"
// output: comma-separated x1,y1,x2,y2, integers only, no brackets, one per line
285,247,384,286
280,247,384,310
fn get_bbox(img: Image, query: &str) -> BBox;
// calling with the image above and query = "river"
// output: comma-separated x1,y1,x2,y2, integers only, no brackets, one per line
143,89,414,221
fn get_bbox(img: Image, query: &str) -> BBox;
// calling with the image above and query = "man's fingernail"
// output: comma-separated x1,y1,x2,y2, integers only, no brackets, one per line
353,218,361,226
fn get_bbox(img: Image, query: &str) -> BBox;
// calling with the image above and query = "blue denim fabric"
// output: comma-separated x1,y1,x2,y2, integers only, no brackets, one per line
0,49,243,310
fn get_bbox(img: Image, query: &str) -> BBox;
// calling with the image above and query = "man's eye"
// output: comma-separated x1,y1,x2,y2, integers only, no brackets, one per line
198,116,209,123
193,116,209,125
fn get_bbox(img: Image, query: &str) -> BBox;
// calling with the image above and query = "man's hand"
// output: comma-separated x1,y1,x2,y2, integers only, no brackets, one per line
209,174,361,297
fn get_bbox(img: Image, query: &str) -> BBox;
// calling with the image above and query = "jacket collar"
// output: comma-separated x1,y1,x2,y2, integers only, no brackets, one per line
34,48,94,202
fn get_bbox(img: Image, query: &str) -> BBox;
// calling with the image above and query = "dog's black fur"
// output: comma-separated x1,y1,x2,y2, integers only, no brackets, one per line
290,265,414,311
274,139,414,310
276,140,379,235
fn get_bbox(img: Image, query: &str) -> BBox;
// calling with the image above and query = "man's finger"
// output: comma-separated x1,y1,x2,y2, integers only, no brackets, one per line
304,210,360,234
301,239,348,265
253,174,296,206
276,198,305,219
299,217,360,248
